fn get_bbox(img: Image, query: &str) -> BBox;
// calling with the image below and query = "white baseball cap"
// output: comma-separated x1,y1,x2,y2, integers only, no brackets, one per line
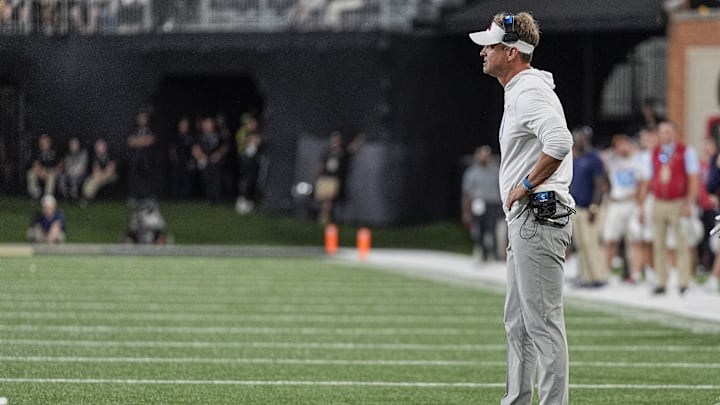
469,20,535,55
41,194,57,208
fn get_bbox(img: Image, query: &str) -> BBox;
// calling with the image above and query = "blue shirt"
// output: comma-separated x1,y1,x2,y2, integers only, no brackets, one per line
35,211,66,233
571,151,605,208
707,153,720,197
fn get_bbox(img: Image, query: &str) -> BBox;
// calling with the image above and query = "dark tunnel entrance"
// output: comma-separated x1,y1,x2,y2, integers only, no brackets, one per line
150,74,265,199
152,74,264,136
0,81,22,193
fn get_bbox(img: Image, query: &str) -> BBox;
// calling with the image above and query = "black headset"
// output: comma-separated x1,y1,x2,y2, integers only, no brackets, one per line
502,14,519,43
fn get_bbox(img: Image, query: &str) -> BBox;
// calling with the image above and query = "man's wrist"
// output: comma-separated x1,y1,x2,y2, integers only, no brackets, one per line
522,175,534,192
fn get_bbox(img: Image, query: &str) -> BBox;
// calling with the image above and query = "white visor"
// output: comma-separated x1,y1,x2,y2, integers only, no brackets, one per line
469,22,535,54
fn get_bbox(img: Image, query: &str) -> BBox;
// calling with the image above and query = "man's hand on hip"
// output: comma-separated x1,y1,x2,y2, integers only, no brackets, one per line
506,184,531,211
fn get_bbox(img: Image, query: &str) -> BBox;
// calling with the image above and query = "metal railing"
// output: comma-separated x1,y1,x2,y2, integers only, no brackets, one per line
600,37,667,121
0,1,152,35
0,0,459,34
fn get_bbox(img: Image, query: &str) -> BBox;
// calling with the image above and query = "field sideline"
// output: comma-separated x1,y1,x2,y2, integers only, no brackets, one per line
0,255,719,404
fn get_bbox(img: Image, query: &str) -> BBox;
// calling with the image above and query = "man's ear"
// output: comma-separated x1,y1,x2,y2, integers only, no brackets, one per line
507,47,519,62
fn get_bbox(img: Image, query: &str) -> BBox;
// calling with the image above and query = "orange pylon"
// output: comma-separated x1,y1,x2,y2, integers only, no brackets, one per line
325,223,339,256
357,227,371,261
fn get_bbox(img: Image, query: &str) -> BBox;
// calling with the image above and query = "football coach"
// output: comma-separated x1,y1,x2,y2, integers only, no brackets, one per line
470,12,575,405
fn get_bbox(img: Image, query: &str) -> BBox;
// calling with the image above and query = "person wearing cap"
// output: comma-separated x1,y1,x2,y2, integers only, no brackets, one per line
470,12,574,405
26,195,66,244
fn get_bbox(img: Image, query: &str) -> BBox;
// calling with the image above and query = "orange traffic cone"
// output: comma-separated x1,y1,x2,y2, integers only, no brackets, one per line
357,227,371,261
325,223,339,256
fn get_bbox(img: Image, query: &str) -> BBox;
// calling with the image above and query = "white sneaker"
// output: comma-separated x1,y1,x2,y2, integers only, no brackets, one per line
644,267,656,285
704,276,719,293
235,197,254,215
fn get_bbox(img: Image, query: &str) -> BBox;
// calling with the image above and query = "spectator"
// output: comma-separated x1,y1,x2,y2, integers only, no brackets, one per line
57,137,89,201
706,239,720,293
69,0,86,32
314,131,364,224
324,0,366,29
215,113,232,140
192,116,229,204
290,0,327,27
461,145,502,261
124,199,166,245
628,127,660,282
697,137,719,272
26,132,60,199
704,137,720,293
0,0,16,29
641,120,700,295
570,126,608,287
88,0,119,33
602,134,649,283
127,111,156,201
39,0,59,34
235,113,265,214
26,194,66,244
82,138,117,200
169,117,197,198
215,113,235,196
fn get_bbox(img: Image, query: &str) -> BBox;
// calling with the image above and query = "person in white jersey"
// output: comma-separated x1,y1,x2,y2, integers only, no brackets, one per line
603,134,650,283
470,11,575,405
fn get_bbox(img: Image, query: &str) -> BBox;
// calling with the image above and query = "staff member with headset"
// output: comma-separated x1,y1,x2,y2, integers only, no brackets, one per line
470,12,575,405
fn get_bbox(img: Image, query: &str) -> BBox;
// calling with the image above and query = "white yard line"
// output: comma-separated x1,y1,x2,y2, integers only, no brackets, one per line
0,356,718,369
1,339,718,353
0,323,681,338
0,297,491,315
0,324,476,336
0,292,484,306
0,378,717,390
0,311,501,324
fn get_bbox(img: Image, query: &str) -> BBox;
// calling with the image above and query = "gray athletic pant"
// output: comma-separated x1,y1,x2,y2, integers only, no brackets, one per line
501,212,572,405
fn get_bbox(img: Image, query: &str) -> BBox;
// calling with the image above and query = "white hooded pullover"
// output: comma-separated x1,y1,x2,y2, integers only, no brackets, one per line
499,68,575,222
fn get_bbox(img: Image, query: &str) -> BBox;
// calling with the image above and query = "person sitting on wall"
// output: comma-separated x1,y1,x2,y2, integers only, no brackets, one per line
82,138,118,201
27,132,60,199
58,137,89,201
26,195,66,244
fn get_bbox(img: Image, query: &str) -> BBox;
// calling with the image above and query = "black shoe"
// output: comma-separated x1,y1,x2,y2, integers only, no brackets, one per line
652,287,666,295
679,286,688,295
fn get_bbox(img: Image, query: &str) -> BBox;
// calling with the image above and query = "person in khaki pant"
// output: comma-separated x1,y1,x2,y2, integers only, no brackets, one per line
570,127,609,287
82,138,117,200
639,121,699,295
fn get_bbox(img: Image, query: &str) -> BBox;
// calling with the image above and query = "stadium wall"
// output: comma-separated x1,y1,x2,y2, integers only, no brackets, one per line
667,12,720,150
0,31,652,223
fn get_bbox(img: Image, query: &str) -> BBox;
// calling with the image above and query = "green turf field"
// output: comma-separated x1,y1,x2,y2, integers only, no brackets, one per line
0,197,473,253
0,256,718,404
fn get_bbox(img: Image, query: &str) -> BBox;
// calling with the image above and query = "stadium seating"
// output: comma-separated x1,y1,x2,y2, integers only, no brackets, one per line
0,0,463,34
